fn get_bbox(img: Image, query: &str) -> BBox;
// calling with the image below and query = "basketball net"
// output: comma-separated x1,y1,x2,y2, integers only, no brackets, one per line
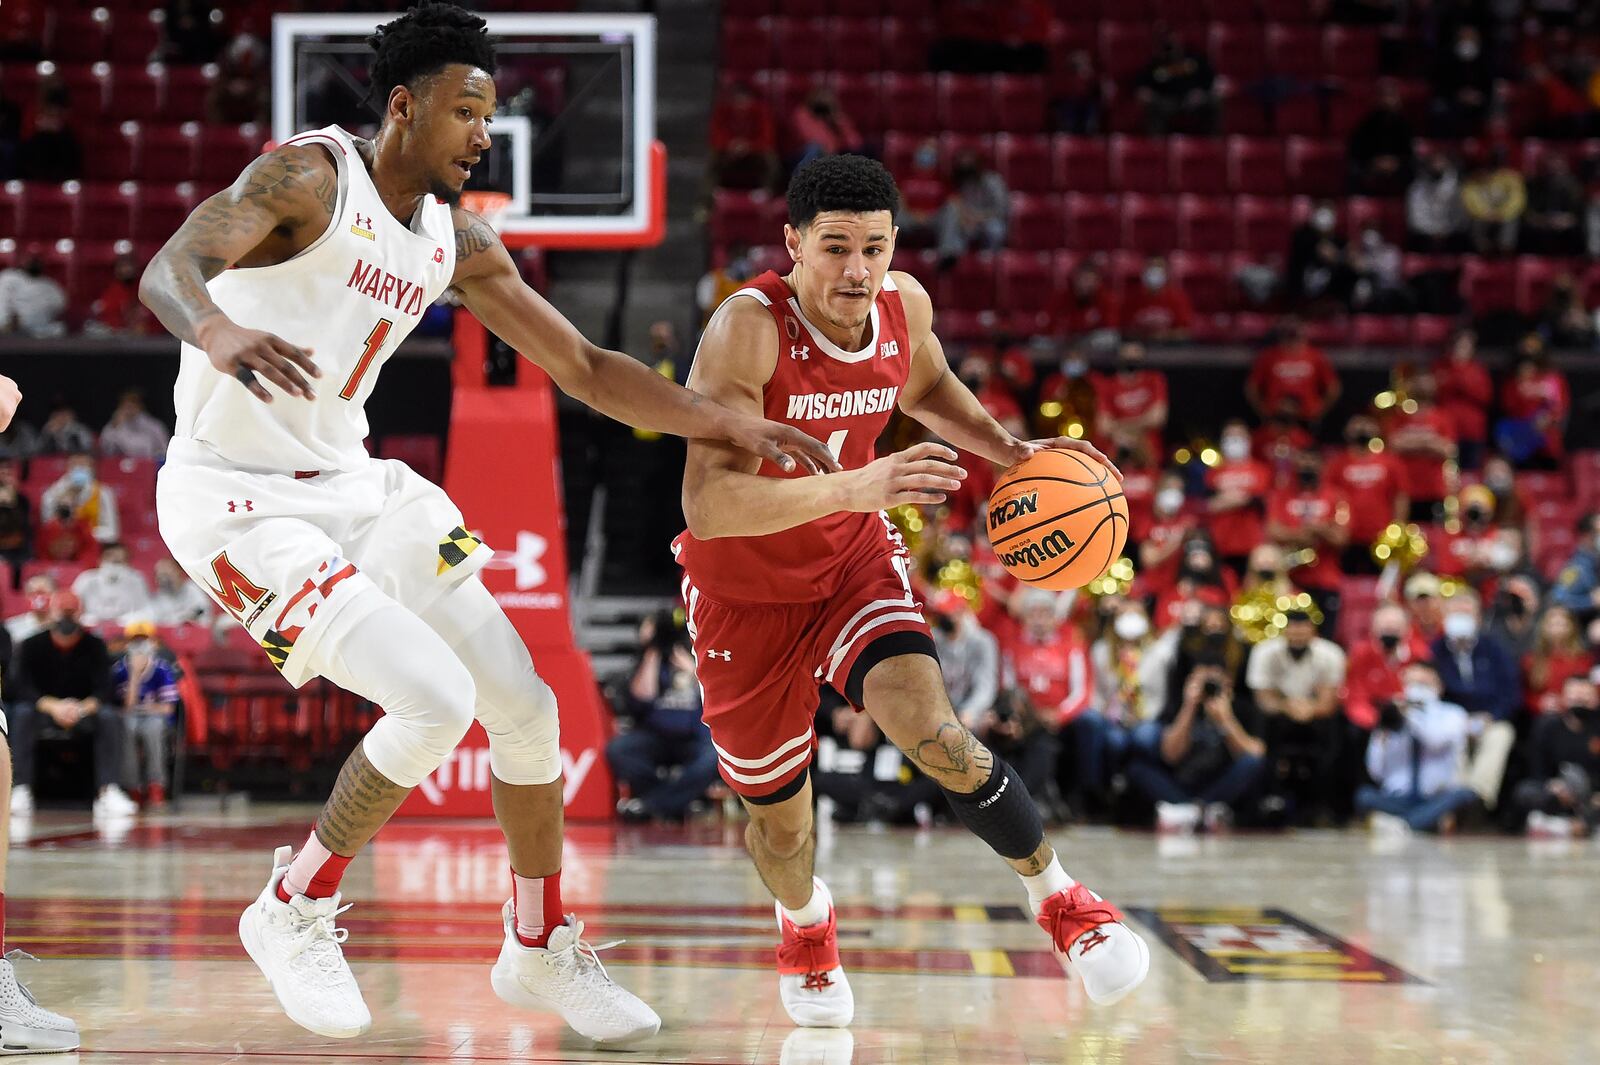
461,190,513,231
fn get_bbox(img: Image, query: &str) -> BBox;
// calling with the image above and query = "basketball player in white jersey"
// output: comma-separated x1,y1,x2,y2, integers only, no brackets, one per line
137,2,834,1046
0,373,81,1055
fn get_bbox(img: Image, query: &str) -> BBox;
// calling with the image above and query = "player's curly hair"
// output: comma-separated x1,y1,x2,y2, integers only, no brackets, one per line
366,1,497,111
786,154,900,228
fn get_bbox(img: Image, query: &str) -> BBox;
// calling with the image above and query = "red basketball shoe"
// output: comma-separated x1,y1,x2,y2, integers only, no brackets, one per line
1036,884,1150,1005
775,878,853,1027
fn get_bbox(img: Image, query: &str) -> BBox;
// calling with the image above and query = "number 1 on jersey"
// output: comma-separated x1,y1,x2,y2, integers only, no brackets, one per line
340,318,394,401
826,429,848,462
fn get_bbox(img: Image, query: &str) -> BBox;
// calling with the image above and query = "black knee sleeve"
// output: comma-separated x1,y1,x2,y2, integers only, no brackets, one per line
940,757,1045,861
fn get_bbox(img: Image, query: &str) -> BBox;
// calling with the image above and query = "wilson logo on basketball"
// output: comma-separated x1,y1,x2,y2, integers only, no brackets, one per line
988,493,1039,530
997,530,1078,571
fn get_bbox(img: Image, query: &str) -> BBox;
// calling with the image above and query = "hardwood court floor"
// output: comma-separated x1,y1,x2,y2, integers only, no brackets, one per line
6,804,1594,1063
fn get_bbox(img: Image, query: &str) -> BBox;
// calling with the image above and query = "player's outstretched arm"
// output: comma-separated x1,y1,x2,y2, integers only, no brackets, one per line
892,272,1121,479
681,298,966,540
448,207,836,476
139,145,331,402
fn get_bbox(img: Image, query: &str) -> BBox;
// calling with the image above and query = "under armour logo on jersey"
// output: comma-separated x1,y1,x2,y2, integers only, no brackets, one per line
790,344,810,361
706,649,732,661
227,500,254,513
351,213,375,240
879,339,900,359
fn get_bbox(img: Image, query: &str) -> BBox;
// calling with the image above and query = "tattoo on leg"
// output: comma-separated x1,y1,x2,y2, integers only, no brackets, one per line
902,723,995,790
314,743,409,856
1011,840,1053,877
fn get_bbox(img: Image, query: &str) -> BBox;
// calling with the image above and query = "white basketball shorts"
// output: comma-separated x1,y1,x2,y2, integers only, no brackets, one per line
156,438,492,688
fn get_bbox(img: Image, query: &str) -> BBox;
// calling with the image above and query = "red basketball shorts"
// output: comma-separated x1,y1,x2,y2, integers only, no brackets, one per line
679,552,935,805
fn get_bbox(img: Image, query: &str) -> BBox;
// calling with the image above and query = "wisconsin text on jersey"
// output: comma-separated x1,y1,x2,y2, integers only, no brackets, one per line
785,386,900,421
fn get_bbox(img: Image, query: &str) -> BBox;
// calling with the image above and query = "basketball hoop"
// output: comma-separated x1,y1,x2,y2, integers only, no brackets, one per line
461,190,513,231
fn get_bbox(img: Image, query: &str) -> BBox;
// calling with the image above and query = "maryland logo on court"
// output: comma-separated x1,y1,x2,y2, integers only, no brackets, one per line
438,525,484,575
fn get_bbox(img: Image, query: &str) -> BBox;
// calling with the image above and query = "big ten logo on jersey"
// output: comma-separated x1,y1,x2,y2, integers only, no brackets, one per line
415,743,597,809
879,339,900,359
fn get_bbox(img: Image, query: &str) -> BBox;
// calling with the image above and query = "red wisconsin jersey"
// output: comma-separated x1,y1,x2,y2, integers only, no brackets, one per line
674,271,914,604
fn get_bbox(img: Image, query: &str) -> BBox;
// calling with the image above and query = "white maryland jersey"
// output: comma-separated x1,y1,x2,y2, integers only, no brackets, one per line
171,125,457,474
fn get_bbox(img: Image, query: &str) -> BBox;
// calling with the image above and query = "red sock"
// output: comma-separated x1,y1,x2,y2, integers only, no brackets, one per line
277,830,354,902
512,868,563,949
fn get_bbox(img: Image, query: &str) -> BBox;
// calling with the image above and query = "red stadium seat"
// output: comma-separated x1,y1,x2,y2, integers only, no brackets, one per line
1177,195,1233,251
719,18,773,75
1007,193,1065,252
1273,93,1324,136
1326,81,1377,137
1064,193,1120,252
828,19,881,78
75,240,127,309
1098,23,1155,83
993,75,1047,135
1168,251,1232,313
85,122,140,183
1235,196,1293,257
1352,316,1410,346
1572,450,1600,511
882,73,939,136
107,64,162,123
1260,0,1318,21
378,435,443,484
938,132,995,170
1108,135,1168,194
1169,137,1228,194
936,74,996,133
1121,194,1178,255
1151,0,1208,24
1518,472,1572,510
1345,197,1406,244
197,126,263,187
47,8,111,63
1053,136,1109,194
1461,259,1517,316
1324,27,1379,79
61,65,112,119
108,10,164,66
132,184,194,244
934,251,997,312
1226,137,1287,195
1208,25,1267,82
0,183,19,238
139,124,200,184
829,72,882,136
163,65,217,124
1266,24,1323,76
79,183,138,242
1410,315,1456,348
997,251,1056,333
935,310,990,343
770,18,831,73
880,18,934,73
780,0,831,17
1205,0,1260,20
1285,137,1346,197
995,134,1053,194
99,455,158,501
1217,79,1271,136
1514,256,1567,317
17,183,80,243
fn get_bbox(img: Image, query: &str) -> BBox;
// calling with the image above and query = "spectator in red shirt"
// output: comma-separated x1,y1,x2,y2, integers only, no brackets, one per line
35,502,99,565
957,353,1027,438
1266,449,1350,630
1153,536,1238,630
85,254,157,336
1138,471,1195,600
1093,340,1167,462
1059,259,1121,336
787,86,864,167
1430,327,1493,471
1326,414,1408,575
1426,484,1522,592
1383,369,1457,522
1524,606,1592,717
1497,335,1570,468
1245,318,1340,426
1034,347,1098,441
1206,420,1272,576
896,138,948,245
1251,397,1318,489
1116,441,1160,539
1122,257,1194,341
708,81,777,190
1344,603,1432,731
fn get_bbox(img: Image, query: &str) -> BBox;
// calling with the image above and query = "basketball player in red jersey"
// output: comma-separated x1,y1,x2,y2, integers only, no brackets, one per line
136,2,832,1046
676,156,1150,1028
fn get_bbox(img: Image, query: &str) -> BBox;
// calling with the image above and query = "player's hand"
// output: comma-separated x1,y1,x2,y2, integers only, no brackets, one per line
724,414,841,475
1012,436,1123,482
845,442,966,512
0,374,19,432
197,316,322,403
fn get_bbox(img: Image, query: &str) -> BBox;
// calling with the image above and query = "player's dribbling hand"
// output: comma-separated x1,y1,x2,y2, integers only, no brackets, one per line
1013,436,1122,483
197,316,322,403
846,441,966,512
726,415,841,475
0,373,20,432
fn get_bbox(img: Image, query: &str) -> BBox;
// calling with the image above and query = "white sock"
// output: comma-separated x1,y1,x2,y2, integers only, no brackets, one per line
1020,855,1074,914
780,880,830,928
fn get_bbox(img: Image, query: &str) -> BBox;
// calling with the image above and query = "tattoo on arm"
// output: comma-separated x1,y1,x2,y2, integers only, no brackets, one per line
314,743,410,856
454,210,499,265
900,722,995,789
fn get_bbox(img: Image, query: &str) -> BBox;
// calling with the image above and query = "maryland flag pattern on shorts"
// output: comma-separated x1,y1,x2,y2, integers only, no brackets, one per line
260,630,295,672
438,525,484,576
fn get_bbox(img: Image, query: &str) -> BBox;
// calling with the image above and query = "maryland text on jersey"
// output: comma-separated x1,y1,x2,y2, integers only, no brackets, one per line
784,386,901,422
346,258,430,317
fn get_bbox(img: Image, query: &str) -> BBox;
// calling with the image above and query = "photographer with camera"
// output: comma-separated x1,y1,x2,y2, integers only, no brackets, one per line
1248,610,1350,824
604,610,718,823
1127,662,1267,834
1355,659,1478,835
1512,674,1600,838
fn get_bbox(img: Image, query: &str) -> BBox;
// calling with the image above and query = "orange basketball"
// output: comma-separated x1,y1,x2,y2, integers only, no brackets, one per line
985,449,1128,591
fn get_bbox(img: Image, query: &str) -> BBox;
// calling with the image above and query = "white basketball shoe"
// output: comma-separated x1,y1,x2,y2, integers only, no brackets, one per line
1036,884,1150,1006
0,952,79,1054
490,901,660,1046
776,878,853,1028
238,846,372,1039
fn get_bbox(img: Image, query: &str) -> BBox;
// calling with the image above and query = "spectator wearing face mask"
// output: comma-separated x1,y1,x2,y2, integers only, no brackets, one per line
40,451,118,545
1523,606,1592,718
1326,416,1408,575
1430,329,1493,471
1428,485,1523,590
1058,260,1121,336
4,591,135,818
937,150,1010,264
1514,675,1600,838
98,390,169,459
1383,370,1457,523
1550,514,1600,616
1406,151,1466,253
1266,450,1349,632
1430,591,1519,808
0,254,67,338
113,623,179,808
1091,602,1169,779
1356,660,1478,834
71,543,152,626
1348,225,1411,314
1035,347,1098,442
4,574,57,645
1246,319,1340,427
34,502,99,565
1001,589,1105,815
0,458,29,573
929,592,999,730
1497,336,1569,469
1430,24,1493,137
1130,663,1266,834
1344,603,1432,731
1121,257,1194,342
1285,202,1355,308
1137,473,1195,602
1112,441,1159,538
1205,421,1271,577
1152,538,1236,630
35,405,95,455
1092,341,1167,465
1461,147,1526,257
786,86,864,168
1486,574,1542,658
1248,611,1350,824
142,558,214,627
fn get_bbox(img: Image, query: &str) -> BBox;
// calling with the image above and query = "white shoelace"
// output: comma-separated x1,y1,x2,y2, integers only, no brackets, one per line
549,919,625,983
284,902,354,976
3,950,60,1016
